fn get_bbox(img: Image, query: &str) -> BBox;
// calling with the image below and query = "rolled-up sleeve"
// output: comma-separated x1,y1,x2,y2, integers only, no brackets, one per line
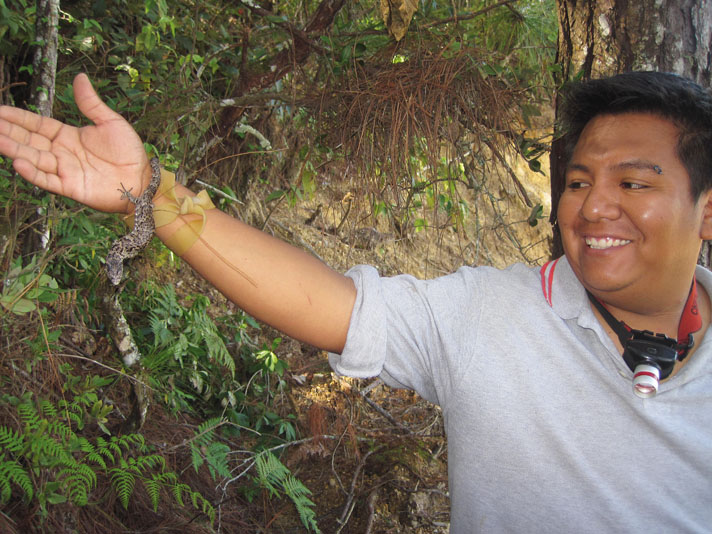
329,264,485,406
328,265,388,378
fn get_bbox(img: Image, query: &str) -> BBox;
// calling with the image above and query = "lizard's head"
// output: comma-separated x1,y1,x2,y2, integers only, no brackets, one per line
105,256,124,285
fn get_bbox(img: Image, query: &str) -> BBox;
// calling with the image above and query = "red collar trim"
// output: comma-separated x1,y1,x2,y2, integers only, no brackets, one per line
540,258,560,307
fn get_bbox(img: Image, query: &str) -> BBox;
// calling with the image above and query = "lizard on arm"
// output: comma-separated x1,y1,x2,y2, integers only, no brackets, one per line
0,73,356,354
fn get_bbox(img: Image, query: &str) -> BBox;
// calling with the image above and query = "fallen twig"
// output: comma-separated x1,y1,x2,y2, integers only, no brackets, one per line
335,446,382,533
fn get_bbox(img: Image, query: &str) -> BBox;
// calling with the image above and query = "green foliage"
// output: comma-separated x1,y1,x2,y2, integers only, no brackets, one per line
141,283,239,407
52,201,120,289
136,281,296,443
0,256,60,315
0,390,214,522
190,417,231,481
0,0,34,56
255,450,320,533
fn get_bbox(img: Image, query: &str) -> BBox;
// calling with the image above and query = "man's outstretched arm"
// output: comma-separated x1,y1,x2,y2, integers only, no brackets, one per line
0,73,356,353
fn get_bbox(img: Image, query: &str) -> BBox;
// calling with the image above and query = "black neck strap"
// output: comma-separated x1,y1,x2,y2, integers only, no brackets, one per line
586,282,698,363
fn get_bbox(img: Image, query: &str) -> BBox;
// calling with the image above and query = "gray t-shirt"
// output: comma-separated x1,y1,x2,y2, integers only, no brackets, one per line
329,257,712,533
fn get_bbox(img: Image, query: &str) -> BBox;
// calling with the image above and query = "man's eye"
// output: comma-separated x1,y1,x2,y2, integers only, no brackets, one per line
622,182,647,190
566,181,588,190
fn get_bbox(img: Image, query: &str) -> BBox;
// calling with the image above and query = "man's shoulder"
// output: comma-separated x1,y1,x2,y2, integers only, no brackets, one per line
445,261,546,304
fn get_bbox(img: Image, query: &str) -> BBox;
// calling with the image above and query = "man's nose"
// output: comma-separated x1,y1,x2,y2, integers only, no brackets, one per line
580,183,621,221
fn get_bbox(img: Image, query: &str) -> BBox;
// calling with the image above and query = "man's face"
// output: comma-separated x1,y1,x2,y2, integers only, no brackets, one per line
557,112,712,314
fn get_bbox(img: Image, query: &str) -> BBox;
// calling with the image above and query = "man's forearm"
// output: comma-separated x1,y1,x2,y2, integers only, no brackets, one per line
154,183,357,353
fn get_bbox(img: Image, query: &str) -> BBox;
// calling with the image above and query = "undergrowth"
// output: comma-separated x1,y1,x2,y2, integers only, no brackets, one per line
0,161,321,532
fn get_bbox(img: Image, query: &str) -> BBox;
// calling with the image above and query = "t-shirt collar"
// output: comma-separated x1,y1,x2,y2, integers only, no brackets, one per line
541,255,712,335
540,256,588,321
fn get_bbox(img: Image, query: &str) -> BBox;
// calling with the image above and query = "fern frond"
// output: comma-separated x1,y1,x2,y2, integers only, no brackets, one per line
0,457,33,503
190,442,204,473
109,467,136,509
46,419,74,441
0,473,9,503
17,403,40,431
172,482,191,507
85,452,107,470
205,442,231,480
144,477,161,512
76,437,95,454
39,400,58,419
190,418,230,479
120,433,147,452
61,464,96,506
283,476,319,531
255,452,321,533
30,434,74,467
93,437,115,464
65,409,84,429
194,417,222,445
0,427,25,455
193,490,216,524
135,454,165,473
157,470,179,484
255,451,290,496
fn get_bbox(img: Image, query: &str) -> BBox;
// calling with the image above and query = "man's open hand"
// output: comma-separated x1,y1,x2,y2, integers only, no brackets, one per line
0,73,150,214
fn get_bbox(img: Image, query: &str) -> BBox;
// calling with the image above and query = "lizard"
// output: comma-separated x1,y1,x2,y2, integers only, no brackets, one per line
105,157,161,285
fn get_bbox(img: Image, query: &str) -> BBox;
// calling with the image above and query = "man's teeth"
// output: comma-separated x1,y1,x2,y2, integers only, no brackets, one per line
585,237,631,249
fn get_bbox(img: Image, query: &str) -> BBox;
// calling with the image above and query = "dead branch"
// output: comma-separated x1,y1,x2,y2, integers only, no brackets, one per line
335,446,382,533
422,0,519,28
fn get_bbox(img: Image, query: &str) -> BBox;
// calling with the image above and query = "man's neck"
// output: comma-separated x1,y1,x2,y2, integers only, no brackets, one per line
590,280,711,379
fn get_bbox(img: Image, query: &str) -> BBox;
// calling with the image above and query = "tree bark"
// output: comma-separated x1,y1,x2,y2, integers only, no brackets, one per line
550,0,712,259
23,0,60,257
31,0,59,117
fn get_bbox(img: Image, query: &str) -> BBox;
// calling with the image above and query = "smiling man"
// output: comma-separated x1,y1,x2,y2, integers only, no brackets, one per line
0,71,711,532
560,112,712,344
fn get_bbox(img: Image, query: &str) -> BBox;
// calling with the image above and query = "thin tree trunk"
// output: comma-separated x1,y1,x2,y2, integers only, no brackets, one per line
31,0,59,117
550,0,712,260
23,0,60,256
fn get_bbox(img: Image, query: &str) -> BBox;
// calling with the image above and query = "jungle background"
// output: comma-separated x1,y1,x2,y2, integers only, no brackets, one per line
0,0,709,532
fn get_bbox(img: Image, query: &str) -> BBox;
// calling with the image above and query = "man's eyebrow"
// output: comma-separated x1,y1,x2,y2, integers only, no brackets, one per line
565,160,664,174
613,159,663,174
565,162,589,173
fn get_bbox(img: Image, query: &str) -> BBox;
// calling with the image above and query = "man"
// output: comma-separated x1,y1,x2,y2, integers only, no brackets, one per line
1,71,711,532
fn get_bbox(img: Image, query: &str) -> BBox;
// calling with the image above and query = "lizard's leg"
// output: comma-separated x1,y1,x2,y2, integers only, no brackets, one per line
118,183,139,204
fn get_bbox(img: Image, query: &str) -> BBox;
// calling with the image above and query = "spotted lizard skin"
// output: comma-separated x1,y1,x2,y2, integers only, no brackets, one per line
105,157,161,285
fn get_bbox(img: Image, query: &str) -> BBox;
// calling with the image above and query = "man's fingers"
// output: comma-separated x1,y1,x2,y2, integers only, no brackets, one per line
12,158,63,194
73,73,122,126
0,105,63,141
0,123,53,155
0,108,62,167
0,132,59,173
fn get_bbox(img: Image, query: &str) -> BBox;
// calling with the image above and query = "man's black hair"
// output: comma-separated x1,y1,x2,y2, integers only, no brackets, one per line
559,71,712,200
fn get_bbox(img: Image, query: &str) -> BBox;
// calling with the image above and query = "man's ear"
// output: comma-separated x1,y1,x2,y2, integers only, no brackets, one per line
699,189,712,240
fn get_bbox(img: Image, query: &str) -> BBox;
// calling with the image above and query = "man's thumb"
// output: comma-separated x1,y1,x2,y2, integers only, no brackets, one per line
73,73,122,125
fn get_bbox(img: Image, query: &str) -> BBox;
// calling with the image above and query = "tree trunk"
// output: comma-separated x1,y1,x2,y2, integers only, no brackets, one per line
23,0,60,256
550,0,712,260
30,0,59,117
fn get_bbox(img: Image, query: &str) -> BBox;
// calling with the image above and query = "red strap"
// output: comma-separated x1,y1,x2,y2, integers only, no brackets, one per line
678,277,701,346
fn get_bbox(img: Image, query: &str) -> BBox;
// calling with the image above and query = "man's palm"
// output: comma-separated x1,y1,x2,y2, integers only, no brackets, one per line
0,73,149,213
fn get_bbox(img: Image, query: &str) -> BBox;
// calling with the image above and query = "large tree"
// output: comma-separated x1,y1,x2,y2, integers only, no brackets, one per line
550,0,712,259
